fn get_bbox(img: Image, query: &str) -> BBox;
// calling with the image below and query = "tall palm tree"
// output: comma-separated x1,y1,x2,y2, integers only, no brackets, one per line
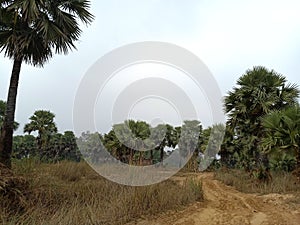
224,66,299,170
24,110,58,159
0,0,93,167
119,120,151,165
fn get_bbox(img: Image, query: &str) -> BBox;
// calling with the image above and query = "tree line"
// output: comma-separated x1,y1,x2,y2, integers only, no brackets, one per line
1,67,300,179
1,66,300,178
0,106,81,162
1,106,212,169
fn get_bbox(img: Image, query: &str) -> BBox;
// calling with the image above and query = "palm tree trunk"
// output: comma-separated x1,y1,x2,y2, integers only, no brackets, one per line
0,58,22,168
160,146,164,167
150,149,153,164
129,148,133,165
139,151,143,165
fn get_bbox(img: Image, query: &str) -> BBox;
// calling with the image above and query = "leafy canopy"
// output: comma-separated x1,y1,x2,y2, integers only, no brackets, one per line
0,0,94,65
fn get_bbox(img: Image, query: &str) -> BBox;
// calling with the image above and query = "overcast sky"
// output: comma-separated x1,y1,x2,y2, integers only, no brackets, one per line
1,0,300,135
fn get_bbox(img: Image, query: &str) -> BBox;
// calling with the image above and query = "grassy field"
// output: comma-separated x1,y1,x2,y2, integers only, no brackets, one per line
0,160,203,225
215,168,300,194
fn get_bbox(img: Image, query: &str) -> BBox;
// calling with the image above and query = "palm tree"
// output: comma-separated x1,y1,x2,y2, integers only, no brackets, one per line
117,120,151,165
178,120,202,169
61,131,80,162
104,129,126,162
0,0,93,167
131,120,151,165
150,124,167,165
78,131,106,163
150,124,179,166
24,110,58,160
224,66,299,170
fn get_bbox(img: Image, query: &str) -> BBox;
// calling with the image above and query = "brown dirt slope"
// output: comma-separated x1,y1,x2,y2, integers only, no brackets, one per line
129,173,300,225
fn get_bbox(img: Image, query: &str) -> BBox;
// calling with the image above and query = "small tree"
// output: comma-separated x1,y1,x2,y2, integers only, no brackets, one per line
24,110,57,160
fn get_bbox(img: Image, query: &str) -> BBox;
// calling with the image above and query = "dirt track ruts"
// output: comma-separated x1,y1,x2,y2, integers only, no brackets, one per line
128,173,300,225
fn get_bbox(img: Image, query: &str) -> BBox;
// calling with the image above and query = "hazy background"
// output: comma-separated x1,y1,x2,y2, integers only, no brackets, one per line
1,0,300,135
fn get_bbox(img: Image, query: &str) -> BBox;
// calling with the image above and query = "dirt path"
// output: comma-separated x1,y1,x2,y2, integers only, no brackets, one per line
129,173,300,225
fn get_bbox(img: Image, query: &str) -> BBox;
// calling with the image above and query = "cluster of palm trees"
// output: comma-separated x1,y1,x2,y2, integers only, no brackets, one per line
12,110,80,162
2,66,300,177
78,120,206,169
220,66,300,177
76,120,227,172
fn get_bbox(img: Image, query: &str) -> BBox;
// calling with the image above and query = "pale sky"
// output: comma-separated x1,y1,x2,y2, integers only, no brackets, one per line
1,0,300,135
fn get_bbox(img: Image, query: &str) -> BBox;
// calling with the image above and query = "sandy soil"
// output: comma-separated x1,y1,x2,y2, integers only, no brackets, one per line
128,173,300,225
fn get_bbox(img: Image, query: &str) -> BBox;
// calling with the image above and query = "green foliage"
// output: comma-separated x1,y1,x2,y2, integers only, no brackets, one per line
44,131,81,162
78,120,207,169
77,131,106,163
24,110,58,152
102,120,181,166
151,123,179,165
270,153,297,172
178,120,202,158
14,111,80,162
262,105,300,168
0,0,94,65
223,66,300,173
13,131,80,163
12,134,37,159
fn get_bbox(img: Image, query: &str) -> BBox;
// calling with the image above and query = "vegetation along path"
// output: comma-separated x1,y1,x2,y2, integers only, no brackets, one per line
130,173,300,225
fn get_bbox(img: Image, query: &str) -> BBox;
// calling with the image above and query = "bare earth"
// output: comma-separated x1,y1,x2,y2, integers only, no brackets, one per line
129,173,300,225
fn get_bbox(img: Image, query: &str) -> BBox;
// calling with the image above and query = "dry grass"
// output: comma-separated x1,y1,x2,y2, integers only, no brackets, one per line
0,160,203,225
214,168,300,194
214,168,300,209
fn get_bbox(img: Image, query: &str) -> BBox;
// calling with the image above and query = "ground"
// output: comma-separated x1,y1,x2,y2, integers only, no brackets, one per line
128,173,300,225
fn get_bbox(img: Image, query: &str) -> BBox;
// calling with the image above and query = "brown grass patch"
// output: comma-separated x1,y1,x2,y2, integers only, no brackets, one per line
1,160,203,225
